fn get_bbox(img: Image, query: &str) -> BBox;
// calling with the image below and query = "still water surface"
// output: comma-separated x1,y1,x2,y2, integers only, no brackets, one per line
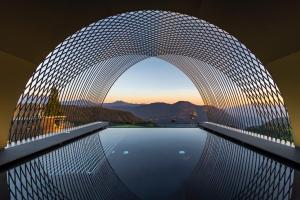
4,128,297,200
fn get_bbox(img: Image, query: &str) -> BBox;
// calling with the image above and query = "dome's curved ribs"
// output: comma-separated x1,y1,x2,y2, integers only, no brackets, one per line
189,58,244,129
7,132,141,199
188,58,260,131
8,10,292,145
162,55,252,130
159,55,216,106
60,55,148,127
7,158,69,199
160,56,221,122
97,56,150,106
183,134,294,199
188,59,236,127
158,55,211,106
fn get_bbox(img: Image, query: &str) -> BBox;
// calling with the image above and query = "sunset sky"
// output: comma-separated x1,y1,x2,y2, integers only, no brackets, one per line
104,57,204,105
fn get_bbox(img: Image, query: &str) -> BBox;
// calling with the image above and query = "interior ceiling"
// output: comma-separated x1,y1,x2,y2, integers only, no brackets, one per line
1,0,300,65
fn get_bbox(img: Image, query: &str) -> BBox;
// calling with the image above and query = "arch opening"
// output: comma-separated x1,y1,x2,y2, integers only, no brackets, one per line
8,10,292,146
102,57,205,105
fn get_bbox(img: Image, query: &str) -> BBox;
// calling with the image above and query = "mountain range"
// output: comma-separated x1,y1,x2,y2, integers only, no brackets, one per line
62,105,144,125
103,101,208,124
21,94,281,127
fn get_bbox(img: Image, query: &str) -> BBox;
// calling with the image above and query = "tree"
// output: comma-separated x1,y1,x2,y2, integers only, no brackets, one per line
44,87,62,116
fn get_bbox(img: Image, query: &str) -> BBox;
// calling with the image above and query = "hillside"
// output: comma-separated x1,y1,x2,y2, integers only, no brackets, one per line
61,105,144,125
103,101,208,124
246,117,292,141
103,100,141,110
202,105,244,128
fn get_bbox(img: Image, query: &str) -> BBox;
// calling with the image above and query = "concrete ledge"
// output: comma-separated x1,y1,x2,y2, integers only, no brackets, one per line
200,122,300,167
0,122,109,170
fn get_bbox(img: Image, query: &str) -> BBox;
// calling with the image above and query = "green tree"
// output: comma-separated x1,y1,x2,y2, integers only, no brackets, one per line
44,87,62,116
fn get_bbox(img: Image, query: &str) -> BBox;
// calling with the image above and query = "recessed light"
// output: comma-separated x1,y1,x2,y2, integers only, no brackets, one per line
178,150,185,154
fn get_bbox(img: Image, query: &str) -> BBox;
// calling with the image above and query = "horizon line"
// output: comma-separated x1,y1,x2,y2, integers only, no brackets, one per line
103,100,204,105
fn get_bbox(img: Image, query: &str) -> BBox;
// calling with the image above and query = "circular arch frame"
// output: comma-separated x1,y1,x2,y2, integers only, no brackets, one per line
9,10,292,145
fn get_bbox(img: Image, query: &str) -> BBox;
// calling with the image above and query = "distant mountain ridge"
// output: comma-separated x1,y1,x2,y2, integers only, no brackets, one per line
62,99,100,107
21,96,276,127
103,101,142,110
103,100,208,124
62,105,144,125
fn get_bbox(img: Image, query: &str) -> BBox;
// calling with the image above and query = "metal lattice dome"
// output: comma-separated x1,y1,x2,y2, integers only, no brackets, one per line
11,10,291,144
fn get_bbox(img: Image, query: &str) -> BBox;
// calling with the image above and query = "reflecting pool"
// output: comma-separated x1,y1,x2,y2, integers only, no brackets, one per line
2,128,298,200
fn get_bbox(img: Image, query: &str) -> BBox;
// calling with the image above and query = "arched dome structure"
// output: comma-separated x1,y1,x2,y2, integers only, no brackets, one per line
10,10,292,145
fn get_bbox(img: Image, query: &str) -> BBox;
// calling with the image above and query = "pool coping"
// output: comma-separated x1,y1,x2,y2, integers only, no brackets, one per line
0,122,109,170
2,121,299,170
200,122,300,167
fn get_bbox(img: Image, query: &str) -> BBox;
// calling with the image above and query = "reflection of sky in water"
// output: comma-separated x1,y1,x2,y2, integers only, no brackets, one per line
5,128,296,199
101,128,206,200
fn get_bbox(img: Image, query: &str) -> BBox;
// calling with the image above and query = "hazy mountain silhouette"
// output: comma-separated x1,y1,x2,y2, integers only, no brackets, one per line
62,105,144,125
103,101,208,124
23,96,273,127
62,99,101,107
103,101,142,110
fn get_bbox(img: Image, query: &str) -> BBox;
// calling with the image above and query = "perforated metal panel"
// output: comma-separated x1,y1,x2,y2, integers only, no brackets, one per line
9,10,292,145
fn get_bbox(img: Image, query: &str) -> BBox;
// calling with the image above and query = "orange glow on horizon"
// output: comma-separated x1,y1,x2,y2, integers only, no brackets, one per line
104,92,204,105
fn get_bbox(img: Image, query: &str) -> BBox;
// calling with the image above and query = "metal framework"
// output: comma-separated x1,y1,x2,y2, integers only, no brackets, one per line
9,10,292,145
6,130,295,199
